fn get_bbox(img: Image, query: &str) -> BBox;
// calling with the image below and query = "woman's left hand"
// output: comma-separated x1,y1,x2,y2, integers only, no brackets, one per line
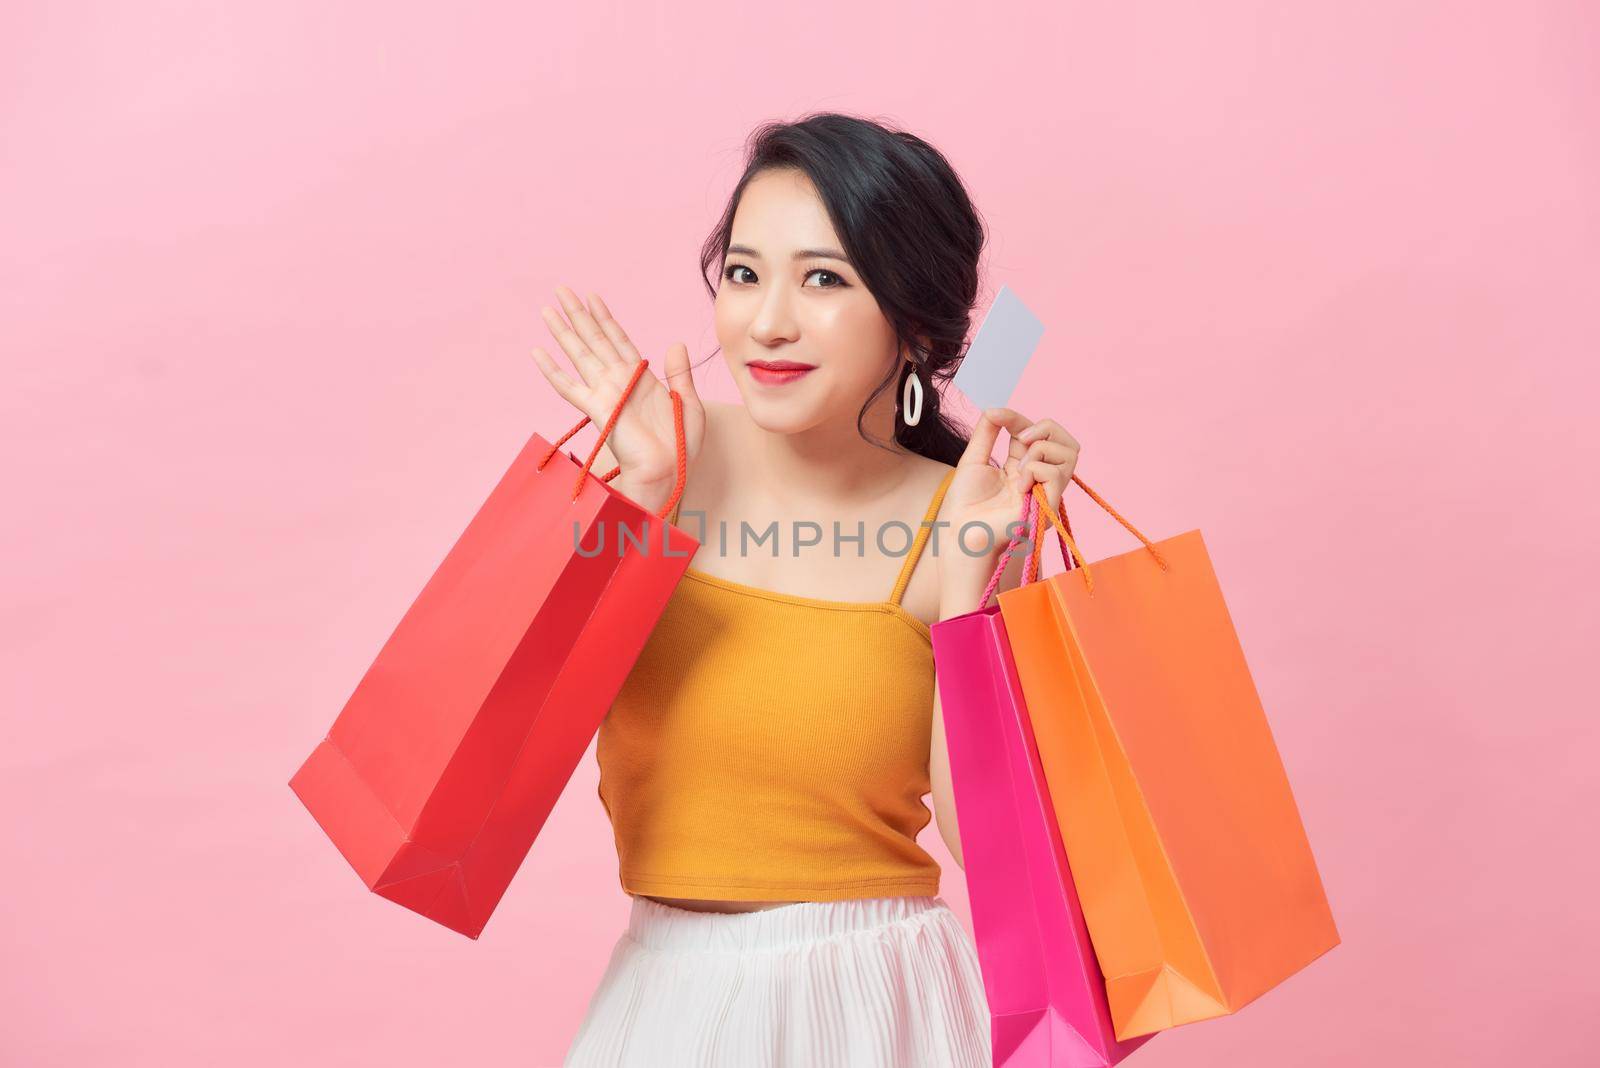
937,407,1081,603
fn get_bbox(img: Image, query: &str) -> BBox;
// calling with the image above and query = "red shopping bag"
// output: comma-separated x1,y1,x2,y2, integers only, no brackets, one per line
289,360,695,939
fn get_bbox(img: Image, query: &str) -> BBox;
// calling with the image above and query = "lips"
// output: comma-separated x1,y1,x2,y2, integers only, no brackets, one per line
746,360,816,385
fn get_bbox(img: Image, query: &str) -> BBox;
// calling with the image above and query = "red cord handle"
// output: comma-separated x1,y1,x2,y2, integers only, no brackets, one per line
535,358,688,522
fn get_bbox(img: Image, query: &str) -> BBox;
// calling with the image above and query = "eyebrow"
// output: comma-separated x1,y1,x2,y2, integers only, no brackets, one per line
726,243,852,265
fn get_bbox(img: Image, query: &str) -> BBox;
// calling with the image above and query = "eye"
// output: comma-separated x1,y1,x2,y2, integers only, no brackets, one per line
804,268,848,289
721,263,850,289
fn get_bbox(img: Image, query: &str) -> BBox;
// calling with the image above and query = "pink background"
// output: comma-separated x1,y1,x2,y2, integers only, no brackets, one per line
3,3,1595,1065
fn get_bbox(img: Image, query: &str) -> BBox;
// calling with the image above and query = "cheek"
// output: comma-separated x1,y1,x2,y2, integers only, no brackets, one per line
814,302,898,384
712,291,739,342
807,297,866,341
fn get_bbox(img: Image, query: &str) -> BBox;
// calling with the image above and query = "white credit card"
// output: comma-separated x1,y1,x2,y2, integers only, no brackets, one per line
950,285,1045,411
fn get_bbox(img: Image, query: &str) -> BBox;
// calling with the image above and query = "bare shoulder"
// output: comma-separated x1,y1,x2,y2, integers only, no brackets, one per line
899,457,962,626
920,459,961,555
921,458,959,510
889,455,955,514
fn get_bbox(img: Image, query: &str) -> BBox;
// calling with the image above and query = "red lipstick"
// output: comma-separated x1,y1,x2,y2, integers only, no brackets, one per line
746,359,817,386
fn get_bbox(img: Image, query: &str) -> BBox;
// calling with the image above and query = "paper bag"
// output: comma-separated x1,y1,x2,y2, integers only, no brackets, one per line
999,479,1339,1038
934,489,1150,1065
290,359,693,938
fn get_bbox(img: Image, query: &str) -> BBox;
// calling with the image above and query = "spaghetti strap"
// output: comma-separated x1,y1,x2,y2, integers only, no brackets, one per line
888,467,958,606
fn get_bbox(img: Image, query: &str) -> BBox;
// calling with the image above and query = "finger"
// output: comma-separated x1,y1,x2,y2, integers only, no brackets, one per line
1019,440,1082,497
1010,441,1058,493
1016,418,1080,451
957,410,1005,470
662,340,700,411
1001,428,1032,484
588,292,644,366
1017,439,1076,465
555,284,625,367
986,407,1034,480
530,345,593,412
1021,460,1067,517
983,407,1034,436
540,301,606,387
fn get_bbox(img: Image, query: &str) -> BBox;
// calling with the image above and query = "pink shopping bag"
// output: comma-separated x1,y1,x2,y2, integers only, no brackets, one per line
931,490,1150,1065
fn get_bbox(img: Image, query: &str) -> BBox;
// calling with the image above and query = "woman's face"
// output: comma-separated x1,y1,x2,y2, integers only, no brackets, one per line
715,168,901,436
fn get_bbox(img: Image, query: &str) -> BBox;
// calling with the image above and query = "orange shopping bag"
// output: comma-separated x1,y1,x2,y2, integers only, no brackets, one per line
997,479,1339,1040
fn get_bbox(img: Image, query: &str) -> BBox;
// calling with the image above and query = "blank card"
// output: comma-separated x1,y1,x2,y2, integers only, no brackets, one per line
951,285,1045,411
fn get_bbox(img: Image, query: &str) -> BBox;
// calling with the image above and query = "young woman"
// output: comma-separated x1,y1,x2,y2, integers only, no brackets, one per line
533,113,1080,1067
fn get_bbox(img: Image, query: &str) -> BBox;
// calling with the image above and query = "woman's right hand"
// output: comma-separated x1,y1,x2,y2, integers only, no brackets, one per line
531,285,705,516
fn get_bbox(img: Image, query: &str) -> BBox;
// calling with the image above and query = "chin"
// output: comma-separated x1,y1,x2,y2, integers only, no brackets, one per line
736,384,832,435
740,396,819,436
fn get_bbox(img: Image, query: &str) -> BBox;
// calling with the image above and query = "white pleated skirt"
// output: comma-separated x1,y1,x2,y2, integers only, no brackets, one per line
563,894,992,1067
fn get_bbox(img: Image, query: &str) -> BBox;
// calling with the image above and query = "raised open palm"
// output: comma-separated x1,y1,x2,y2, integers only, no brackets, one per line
531,285,705,514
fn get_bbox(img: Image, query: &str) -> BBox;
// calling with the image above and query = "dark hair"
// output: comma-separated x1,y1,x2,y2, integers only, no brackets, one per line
695,112,987,466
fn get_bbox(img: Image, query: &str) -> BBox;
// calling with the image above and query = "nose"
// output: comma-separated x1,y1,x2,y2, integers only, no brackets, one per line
748,283,799,347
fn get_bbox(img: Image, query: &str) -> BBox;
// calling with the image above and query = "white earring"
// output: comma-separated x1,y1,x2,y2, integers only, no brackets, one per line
901,366,923,427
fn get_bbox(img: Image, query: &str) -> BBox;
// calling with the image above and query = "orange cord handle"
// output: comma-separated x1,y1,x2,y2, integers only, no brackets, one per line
1023,475,1169,595
980,473,1168,606
1023,486,1076,585
534,358,688,522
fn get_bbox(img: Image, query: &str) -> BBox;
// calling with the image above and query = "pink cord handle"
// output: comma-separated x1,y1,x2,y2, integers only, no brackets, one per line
978,488,1038,610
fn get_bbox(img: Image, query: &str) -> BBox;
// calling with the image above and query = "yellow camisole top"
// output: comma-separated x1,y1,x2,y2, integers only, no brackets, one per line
595,466,958,901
